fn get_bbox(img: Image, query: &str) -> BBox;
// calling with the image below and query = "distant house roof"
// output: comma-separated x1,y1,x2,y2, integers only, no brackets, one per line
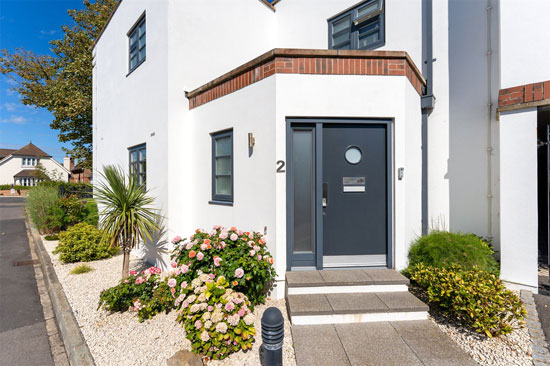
14,169,41,178
11,142,51,158
0,149,16,160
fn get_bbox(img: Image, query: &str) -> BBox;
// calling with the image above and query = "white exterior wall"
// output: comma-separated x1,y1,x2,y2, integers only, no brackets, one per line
499,0,550,88
93,0,170,264
499,109,538,292
0,156,69,185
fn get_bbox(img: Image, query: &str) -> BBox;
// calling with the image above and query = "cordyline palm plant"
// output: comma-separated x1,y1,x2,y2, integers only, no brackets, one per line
94,165,161,279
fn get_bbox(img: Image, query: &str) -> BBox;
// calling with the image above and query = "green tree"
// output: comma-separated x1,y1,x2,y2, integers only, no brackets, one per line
94,165,161,279
0,0,118,168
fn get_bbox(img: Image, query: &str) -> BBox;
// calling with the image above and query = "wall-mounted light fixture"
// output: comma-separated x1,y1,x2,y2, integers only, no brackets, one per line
248,133,255,149
398,167,405,180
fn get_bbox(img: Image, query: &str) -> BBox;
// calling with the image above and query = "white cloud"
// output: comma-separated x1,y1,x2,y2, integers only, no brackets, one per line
3,103,17,112
0,115,28,124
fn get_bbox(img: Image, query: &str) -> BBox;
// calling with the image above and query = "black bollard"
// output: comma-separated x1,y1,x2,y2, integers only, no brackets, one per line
260,307,284,366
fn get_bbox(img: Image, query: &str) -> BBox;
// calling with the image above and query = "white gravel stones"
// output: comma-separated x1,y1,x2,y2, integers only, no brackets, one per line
42,237,296,366
428,300,533,366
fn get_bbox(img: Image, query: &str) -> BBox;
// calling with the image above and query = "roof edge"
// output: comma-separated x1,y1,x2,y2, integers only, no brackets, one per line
92,0,123,50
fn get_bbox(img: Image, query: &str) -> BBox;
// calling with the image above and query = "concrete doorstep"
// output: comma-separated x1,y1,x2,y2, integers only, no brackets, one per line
26,214,96,366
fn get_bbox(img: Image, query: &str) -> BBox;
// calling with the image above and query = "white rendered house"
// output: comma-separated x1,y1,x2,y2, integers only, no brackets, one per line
93,0,550,296
0,142,70,186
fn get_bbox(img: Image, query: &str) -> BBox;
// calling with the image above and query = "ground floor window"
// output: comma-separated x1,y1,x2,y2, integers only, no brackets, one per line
129,143,146,186
211,129,233,203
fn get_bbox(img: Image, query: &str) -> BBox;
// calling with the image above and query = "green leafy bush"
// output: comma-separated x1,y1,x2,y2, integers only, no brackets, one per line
70,264,94,274
26,185,60,232
409,263,525,337
171,226,276,306
177,275,255,360
408,231,499,274
44,234,59,241
98,267,162,314
0,184,29,190
43,196,99,232
54,223,118,263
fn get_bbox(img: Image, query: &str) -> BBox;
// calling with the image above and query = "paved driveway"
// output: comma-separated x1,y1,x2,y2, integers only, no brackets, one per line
0,197,54,365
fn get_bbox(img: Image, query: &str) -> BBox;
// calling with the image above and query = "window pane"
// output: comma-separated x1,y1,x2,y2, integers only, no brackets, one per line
130,151,138,162
215,157,231,175
140,161,146,175
139,35,146,49
139,21,145,37
215,136,231,156
139,148,146,161
357,1,380,18
139,47,146,61
292,129,315,253
332,31,350,46
130,32,138,46
333,16,351,34
215,176,231,195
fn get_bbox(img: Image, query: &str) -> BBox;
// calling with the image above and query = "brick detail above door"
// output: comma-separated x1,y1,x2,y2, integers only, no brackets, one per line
186,49,426,109
498,80,550,112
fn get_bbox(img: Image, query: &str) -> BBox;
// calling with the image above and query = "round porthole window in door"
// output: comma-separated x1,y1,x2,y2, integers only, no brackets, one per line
345,146,362,165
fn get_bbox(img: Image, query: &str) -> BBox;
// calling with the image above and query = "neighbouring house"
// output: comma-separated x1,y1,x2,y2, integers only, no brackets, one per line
93,0,550,296
0,142,70,186
64,156,93,183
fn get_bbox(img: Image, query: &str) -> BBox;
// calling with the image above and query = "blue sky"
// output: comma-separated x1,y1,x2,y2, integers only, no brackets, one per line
0,0,84,163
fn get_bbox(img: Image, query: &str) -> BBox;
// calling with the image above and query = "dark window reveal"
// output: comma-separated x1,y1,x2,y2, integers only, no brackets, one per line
211,130,233,203
129,144,146,186
128,15,146,73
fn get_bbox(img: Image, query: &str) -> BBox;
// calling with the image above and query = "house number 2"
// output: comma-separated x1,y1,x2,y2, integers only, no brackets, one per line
276,160,286,173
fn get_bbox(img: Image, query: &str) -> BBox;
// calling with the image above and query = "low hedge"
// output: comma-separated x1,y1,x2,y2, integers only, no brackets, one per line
409,263,525,337
54,222,118,263
408,231,499,274
0,185,29,190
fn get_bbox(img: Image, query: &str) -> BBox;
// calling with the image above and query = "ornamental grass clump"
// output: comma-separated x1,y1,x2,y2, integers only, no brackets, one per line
171,226,276,305
409,263,526,337
177,274,255,360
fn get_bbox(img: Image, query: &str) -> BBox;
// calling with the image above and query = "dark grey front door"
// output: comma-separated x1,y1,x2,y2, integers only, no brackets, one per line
322,124,388,267
287,119,390,270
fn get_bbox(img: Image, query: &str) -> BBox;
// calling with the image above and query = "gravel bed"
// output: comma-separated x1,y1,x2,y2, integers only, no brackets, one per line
410,286,533,366
42,237,296,366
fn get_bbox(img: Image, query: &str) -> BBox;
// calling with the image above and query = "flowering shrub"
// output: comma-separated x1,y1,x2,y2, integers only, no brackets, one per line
410,263,526,337
98,267,162,314
177,274,255,360
171,226,276,305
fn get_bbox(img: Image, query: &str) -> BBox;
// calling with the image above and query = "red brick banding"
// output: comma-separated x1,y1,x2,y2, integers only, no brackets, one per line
186,49,426,110
498,81,550,109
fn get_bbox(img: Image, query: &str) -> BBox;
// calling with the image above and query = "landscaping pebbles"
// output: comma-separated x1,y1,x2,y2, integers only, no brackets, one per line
42,237,296,366
430,306,533,366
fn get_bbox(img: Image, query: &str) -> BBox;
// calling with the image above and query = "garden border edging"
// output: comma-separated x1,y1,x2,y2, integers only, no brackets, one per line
26,214,96,366
520,290,550,366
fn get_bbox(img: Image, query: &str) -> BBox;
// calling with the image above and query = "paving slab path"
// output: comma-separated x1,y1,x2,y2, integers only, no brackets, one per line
0,197,55,365
291,320,477,366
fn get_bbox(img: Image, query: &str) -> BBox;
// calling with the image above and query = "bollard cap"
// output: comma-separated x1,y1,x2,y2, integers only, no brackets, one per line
261,307,284,328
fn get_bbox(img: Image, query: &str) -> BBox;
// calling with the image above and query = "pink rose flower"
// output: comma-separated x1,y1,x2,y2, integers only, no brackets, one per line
238,308,245,317
135,276,145,284
253,245,260,252
230,233,238,241
248,232,254,239
195,320,202,329
216,303,223,309
208,305,214,312
170,261,177,268
248,241,255,247
219,231,228,240
200,243,207,251
261,235,267,244
235,268,244,278
257,254,262,261
171,235,182,244
250,250,256,256
210,230,217,236
213,225,221,230
185,242,193,250
238,230,243,236
214,257,222,267
197,252,204,260
180,281,188,289
167,278,177,288
220,241,226,249
129,270,137,275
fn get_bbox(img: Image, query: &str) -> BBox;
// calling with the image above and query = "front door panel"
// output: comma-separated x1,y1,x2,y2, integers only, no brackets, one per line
322,124,387,266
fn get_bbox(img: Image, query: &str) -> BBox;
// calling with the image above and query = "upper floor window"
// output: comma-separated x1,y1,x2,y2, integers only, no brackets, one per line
328,0,385,50
22,157,37,166
128,15,146,73
129,144,146,186
211,130,233,204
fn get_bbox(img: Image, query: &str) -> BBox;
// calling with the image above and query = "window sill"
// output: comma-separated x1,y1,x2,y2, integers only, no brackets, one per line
126,58,146,77
209,200,233,207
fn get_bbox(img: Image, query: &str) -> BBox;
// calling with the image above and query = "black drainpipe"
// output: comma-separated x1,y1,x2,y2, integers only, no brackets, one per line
421,0,435,236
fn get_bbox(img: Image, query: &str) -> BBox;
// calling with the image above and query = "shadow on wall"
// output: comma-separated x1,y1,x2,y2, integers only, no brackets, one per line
134,216,171,269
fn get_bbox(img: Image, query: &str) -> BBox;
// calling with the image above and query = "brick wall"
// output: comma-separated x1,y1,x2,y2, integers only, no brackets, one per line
498,81,550,108
187,49,425,110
